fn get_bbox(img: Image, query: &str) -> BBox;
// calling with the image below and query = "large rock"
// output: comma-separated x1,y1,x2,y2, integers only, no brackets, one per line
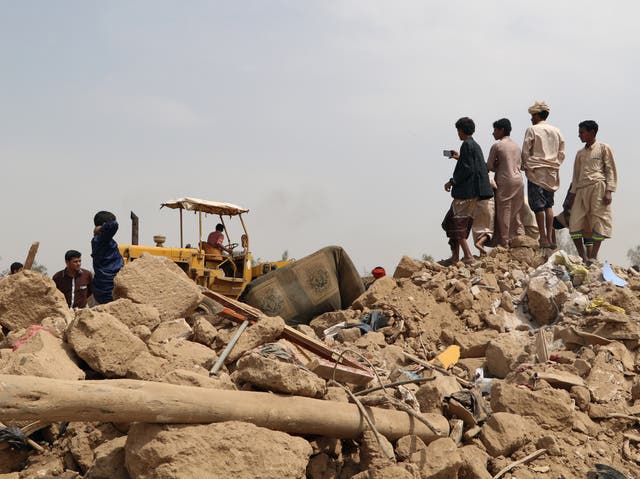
393,256,423,279
352,465,419,479
125,422,312,479
148,318,192,343
458,445,491,479
113,254,203,321
95,298,161,331
0,329,84,380
351,276,397,310
67,309,148,378
0,270,72,331
191,317,218,347
490,382,574,429
410,437,462,478
125,351,171,381
232,352,325,397
456,329,499,358
480,412,532,457
526,275,569,324
415,375,461,414
586,349,627,403
395,435,427,461
225,315,285,363
485,332,529,379
147,338,217,371
85,436,128,479
510,235,538,248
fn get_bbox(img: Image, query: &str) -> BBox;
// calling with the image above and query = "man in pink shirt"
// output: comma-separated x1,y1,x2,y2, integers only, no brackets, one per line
207,223,233,254
487,118,525,246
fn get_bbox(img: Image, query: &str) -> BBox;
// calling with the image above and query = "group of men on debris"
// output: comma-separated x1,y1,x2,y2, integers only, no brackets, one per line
12,213,234,310
8,211,125,309
441,101,617,266
52,210,124,309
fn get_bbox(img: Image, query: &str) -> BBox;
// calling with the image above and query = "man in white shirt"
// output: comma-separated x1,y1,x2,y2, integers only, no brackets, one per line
522,101,565,248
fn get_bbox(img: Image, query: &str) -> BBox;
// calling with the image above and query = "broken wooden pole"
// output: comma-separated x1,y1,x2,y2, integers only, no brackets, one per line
0,374,448,443
23,242,39,270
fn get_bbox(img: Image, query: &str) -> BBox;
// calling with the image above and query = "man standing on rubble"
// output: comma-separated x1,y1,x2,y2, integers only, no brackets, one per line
53,250,93,308
522,101,565,249
441,117,493,265
487,118,525,246
91,211,124,304
566,120,617,263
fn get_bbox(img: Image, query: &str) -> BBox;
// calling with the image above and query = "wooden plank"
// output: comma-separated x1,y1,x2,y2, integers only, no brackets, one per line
535,330,549,363
306,357,374,386
23,242,40,270
0,374,449,444
201,289,369,372
280,326,367,371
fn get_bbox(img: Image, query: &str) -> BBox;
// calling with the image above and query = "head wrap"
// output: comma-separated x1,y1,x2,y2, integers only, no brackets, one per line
527,101,550,115
371,267,386,279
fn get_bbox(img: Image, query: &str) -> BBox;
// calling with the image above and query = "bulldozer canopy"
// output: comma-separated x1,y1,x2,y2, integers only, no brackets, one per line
161,197,249,216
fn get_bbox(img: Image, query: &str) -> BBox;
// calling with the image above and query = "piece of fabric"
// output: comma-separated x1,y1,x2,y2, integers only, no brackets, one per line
527,180,555,213
520,197,539,239
522,121,565,192
91,220,124,304
240,246,365,326
569,142,617,193
442,199,477,242
472,198,495,243
371,267,386,279
487,137,525,245
569,181,612,239
52,268,93,308
450,137,493,200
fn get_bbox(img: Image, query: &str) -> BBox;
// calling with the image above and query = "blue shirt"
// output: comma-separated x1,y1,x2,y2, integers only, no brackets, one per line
91,220,124,304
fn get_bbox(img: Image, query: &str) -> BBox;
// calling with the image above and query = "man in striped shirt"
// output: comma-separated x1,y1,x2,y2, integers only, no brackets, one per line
53,250,93,308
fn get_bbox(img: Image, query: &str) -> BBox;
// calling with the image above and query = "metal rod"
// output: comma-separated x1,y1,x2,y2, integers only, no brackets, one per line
179,208,184,248
210,319,251,376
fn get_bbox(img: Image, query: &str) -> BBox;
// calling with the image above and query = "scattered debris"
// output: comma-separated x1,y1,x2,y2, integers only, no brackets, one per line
1,243,639,477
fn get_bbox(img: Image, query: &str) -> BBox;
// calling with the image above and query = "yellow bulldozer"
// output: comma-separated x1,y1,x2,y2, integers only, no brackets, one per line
118,198,292,302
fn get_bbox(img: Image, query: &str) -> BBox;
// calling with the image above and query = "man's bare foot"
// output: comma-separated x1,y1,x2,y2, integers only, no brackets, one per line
474,241,487,256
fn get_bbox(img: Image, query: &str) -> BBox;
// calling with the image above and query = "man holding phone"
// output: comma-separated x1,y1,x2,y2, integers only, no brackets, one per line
440,117,493,265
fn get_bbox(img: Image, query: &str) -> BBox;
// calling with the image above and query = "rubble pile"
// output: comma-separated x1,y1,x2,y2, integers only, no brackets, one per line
1,242,640,478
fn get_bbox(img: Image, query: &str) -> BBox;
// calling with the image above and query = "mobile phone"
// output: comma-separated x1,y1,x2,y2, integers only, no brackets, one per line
443,150,453,158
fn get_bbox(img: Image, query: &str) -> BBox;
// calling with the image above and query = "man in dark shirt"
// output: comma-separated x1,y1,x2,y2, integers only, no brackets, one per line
52,250,93,308
441,117,493,265
91,211,124,304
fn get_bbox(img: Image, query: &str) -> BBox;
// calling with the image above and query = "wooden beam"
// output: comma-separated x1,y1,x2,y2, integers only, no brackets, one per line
0,375,448,444
23,242,40,270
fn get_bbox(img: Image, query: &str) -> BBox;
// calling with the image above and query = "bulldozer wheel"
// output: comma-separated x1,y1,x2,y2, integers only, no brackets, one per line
196,294,223,316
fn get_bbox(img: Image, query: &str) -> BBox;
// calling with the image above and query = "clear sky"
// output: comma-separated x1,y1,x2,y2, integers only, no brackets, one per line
1,1,638,276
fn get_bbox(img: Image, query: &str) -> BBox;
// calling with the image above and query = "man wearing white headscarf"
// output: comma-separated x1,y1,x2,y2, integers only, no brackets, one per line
522,101,565,248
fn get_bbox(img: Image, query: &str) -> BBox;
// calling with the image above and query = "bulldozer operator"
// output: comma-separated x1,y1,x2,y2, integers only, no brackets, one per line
206,223,234,257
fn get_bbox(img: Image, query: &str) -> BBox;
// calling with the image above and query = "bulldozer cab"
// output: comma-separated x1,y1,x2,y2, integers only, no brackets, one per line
119,198,259,299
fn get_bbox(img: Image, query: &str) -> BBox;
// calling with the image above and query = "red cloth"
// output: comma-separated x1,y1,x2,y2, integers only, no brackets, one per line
372,267,386,279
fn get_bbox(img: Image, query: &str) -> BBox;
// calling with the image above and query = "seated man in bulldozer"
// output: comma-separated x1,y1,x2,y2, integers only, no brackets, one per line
206,223,234,258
